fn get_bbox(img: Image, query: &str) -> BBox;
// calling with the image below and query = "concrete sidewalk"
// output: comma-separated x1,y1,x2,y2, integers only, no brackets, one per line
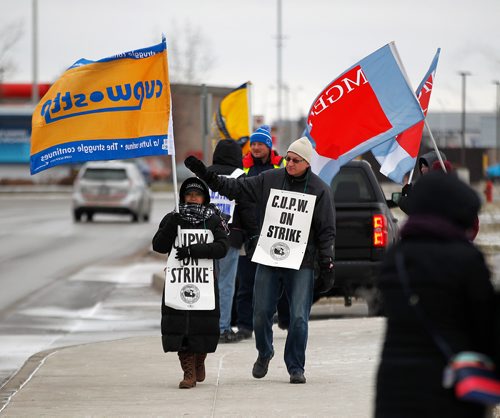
0,318,384,417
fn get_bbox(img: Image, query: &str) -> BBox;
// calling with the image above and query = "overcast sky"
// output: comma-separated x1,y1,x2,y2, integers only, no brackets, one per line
3,0,500,124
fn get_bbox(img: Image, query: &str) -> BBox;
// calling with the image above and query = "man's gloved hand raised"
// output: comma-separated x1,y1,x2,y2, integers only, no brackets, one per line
315,257,335,294
184,156,208,179
184,156,219,187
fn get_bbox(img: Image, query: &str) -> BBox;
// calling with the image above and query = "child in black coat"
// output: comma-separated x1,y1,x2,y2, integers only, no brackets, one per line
152,177,229,388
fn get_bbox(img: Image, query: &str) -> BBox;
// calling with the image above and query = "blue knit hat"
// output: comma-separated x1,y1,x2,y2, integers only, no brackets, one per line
250,125,273,149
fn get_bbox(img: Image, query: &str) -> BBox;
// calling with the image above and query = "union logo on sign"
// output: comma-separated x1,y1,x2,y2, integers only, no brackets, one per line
270,242,290,261
180,284,200,305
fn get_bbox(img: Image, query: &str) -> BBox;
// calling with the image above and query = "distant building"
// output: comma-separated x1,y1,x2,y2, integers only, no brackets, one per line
424,111,496,149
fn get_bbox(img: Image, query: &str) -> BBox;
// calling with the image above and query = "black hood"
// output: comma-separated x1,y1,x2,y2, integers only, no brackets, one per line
418,150,447,173
179,177,211,204
212,139,243,169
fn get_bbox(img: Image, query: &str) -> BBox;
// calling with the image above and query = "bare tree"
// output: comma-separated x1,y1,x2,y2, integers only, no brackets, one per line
166,21,216,84
0,20,24,84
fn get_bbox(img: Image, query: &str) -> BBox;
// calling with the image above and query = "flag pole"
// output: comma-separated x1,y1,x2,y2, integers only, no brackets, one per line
169,101,179,212
247,81,253,134
407,121,446,184
408,168,415,184
162,34,179,211
424,119,447,173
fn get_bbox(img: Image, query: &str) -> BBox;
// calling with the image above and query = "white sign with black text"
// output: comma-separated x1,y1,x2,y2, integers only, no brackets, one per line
164,228,215,310
252,188,316,270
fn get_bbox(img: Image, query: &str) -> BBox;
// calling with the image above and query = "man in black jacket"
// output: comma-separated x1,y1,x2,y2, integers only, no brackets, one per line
185,136,335,384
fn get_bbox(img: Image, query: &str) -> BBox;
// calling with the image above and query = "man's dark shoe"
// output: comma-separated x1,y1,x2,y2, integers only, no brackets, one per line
252,353,274,378
236,328,252,340
289,372,306,384
219,330,241,343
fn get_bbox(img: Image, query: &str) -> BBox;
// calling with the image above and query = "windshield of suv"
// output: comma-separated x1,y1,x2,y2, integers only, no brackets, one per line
82,168,128,181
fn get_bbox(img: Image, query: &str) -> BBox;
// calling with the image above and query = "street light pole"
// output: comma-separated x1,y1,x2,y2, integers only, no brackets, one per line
276,0,283,149
494,80,500,163
31,0,39,105
459,71,471,167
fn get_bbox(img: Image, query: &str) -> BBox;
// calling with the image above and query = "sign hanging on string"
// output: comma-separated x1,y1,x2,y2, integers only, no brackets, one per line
164,228,215,310
252,189,316,270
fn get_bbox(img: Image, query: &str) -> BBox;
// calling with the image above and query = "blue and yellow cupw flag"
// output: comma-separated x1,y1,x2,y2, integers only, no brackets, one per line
30,39,172,174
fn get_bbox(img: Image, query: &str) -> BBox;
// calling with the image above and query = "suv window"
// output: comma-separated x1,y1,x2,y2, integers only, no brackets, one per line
331,167,375,203
82,168,128,181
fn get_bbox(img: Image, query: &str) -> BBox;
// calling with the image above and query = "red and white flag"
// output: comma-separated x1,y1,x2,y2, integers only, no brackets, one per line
306,42,425,184
371,49,441,184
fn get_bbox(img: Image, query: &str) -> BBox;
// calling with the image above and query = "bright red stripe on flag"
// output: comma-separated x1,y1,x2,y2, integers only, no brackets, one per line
396,74,435,158
308,66,392,159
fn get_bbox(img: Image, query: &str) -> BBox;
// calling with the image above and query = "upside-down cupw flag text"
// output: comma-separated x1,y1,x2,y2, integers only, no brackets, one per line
305,42,425,184
30,38,172,175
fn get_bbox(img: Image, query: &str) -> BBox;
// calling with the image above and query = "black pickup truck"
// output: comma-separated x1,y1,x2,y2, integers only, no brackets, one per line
315,160,399,315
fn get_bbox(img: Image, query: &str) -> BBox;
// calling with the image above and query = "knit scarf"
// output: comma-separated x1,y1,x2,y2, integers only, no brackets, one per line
178,203,230,234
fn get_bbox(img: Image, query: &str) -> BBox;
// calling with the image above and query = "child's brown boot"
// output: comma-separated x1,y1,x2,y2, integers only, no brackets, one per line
195,353,207,382
178,351,196,389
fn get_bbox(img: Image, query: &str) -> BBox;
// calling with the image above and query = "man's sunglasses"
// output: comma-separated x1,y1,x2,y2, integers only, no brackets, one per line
285,156,305,164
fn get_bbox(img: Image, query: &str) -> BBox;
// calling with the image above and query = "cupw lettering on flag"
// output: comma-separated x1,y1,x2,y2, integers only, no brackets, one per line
30,38,171,175
306,42,425,185
372,48,440,184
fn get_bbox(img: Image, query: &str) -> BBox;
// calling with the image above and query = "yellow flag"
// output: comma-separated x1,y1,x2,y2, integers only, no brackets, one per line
214,82,251,152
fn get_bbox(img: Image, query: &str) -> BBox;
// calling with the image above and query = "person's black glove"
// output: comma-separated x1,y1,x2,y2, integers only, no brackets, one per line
315,258,335,294
401,183,412,196
185,156,208,179
175,246,191,261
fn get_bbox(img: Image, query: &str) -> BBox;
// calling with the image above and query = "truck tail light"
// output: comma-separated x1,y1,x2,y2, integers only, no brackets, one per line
373,214,388,247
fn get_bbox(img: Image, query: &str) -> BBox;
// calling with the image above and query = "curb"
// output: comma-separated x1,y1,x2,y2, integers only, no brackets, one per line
0,347,61,413
0,337,138,414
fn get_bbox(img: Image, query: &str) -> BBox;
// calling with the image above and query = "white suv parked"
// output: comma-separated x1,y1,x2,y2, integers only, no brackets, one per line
72,160,152,223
